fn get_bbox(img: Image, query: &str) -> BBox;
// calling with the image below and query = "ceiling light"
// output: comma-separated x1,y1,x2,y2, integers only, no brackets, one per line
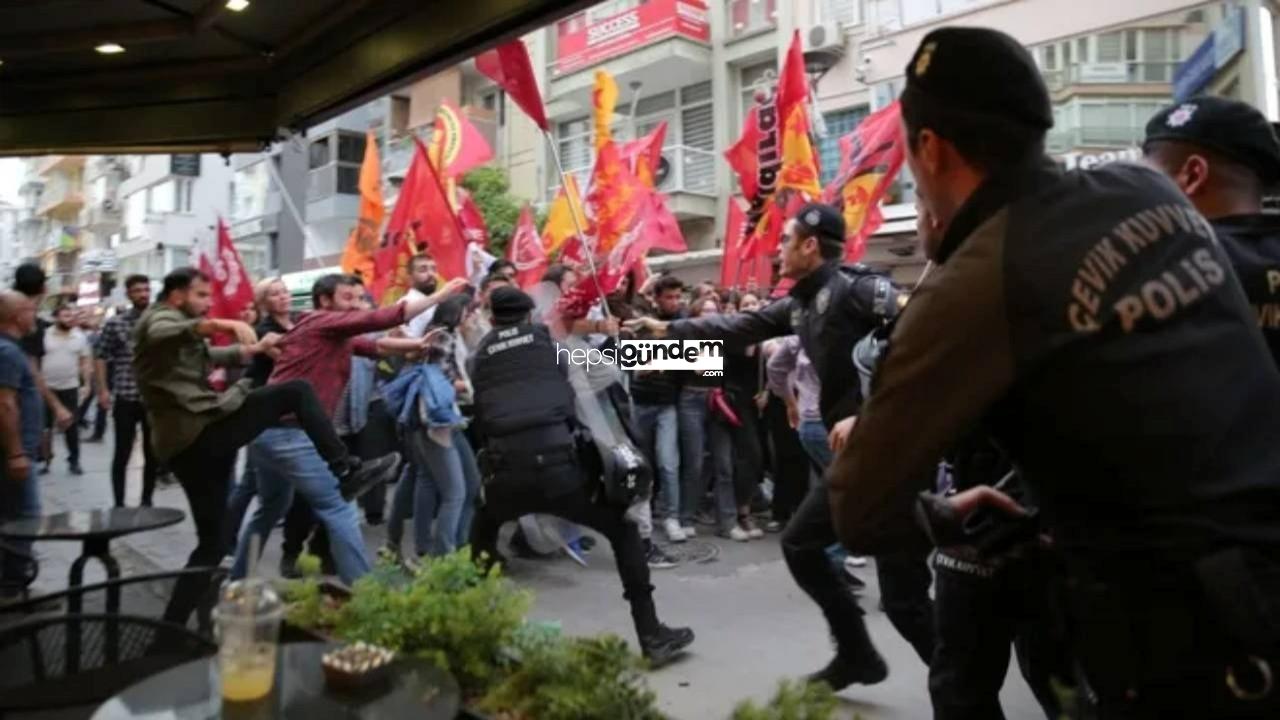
95,43,125,55
226,0,249,11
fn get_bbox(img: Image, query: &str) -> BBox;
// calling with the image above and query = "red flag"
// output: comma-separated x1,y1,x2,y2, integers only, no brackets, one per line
457,187,490,247
586,140,647,254
726,31,814,263
720,198,747,288
432,99,493,178
508,205,546,289
621,122,668,188
640,191,686,253
475,40,549,131
373,138,469,303
200,218,255,321
823,102,906,263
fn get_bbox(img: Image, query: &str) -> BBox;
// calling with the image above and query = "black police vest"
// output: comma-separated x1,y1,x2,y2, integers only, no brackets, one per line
1212,214,1280,368
789,262,898,427
471,322,576,440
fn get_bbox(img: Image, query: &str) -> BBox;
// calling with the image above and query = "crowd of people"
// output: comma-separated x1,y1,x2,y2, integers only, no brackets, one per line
2,24,1279,719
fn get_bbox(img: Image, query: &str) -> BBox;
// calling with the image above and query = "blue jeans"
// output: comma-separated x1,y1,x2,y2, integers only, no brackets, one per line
632,403,679,520
797,419,833,472
231,427,371,583
387,463,420,554
0,463,39,586
677,387,736,529
223,458,258,554
404,428,480,557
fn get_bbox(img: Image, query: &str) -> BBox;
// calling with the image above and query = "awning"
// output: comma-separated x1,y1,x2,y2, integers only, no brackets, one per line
0,0,594,156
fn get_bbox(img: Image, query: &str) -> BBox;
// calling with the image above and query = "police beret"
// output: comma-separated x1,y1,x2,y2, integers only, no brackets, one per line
489,286,535,322
903,27,1052,132
794,203,845,244
1143,96,1280,184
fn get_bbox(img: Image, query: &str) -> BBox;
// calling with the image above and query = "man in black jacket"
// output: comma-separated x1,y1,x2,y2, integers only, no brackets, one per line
831,27,1280,717
625,204,934,689
1143,96,1280,366
469,287,694,667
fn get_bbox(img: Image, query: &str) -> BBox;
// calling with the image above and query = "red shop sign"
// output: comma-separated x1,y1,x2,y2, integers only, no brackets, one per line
555,0,711,76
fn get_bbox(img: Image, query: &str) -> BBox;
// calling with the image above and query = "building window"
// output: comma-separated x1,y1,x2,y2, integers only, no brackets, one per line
337,132,366,164
729,0,778,37
309,137,331,170
819,107,870,185
818,0,859,25
175,178,193,213
587,0,640,23
336,166,361,195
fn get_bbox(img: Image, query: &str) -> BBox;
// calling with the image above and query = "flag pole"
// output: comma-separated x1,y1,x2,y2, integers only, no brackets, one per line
542,129,613,322
263,149,326,270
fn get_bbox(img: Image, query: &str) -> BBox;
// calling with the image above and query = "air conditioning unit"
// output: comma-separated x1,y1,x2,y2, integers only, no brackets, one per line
102,199,118,212
654,154,673,190
804,22,846,74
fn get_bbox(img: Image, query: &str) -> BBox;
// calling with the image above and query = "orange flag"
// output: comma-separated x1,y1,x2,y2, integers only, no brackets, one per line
587,141,647,254
340,131,385,282
431,99,493,178
542,174,586,254
592,70,619,151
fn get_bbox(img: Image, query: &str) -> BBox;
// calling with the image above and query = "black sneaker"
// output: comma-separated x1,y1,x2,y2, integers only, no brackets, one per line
337,453,401,501
85,435,104,444
806,651,888,691
645,542,680,570
69,464,84,476
641,624,694,668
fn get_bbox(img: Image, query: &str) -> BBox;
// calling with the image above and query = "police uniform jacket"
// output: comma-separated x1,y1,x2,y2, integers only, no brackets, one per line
666,261,898,429
830,158,1280,564
470,322,576,441
1212,213,1280,367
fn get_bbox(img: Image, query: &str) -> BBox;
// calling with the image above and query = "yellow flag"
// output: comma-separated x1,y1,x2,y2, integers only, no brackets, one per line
592,70,618,150
777,104,823,198
542,174,586,253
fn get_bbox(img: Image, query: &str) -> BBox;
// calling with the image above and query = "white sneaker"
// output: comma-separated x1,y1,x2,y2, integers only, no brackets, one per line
663,518,687,543
682,525,698,539
846,555,868,568
721,526,750,542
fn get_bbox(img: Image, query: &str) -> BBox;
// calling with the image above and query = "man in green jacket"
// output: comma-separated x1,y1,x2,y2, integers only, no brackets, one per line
134,267,398,625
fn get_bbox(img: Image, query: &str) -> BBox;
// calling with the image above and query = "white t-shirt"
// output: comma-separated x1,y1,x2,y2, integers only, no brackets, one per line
42,327,91,391
399,288,437,339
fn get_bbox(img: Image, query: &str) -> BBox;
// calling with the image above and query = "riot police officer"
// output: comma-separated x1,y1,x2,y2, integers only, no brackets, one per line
468,286,694,666
1143,96,1280,366
626,204,936,690
830,27,1280,717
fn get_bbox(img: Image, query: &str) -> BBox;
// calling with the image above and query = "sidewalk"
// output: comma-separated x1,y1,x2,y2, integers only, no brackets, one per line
27,428,1043,719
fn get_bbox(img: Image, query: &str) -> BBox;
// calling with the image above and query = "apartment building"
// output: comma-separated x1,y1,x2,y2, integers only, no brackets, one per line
0,200,19,287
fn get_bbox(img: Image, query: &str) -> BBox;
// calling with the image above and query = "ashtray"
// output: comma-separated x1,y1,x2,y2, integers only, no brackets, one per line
321,642,396,691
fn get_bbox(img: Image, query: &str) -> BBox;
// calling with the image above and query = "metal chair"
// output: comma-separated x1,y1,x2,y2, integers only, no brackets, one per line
0,567,225,637
0,613,216,713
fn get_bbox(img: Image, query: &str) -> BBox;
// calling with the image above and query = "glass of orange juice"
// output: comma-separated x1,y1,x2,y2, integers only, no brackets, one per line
214,578,283,703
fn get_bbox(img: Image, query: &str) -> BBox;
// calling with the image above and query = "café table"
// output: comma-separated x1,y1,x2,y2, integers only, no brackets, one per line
90,642,462,720
0,507,185,613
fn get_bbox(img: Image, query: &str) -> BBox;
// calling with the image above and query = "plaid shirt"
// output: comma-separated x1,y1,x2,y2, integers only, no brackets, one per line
96,307,143,402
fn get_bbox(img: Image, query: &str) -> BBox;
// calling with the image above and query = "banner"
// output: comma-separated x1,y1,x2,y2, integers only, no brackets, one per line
431,99,493,178
554,0,710,76
508,205,546,289
823,101,905,263
340,130,385,282
475,39,549,131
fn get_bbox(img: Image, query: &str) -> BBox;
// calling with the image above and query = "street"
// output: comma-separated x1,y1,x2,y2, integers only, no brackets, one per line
28,430,1045,719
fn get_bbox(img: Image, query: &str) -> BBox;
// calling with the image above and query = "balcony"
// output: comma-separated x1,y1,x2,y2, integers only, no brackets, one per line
43,225,82,255
37,155,86,177
37,180,85,218
549,0,711,88
82,200,124,233
1041,62,1181,93
546,145,717,218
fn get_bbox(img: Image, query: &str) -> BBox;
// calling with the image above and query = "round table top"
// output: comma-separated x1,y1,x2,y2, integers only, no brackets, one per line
90,642,461,720
0,507,185,542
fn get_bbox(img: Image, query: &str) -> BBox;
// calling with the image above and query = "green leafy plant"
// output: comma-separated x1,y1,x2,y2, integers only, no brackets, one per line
479,633,663,720
460,167,544,257
731,680,839,720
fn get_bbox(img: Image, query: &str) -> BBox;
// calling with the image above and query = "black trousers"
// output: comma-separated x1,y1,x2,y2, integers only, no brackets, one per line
111,399,156,507
781,478,936,666
49,388,80,466
930,549,1069,720
764,395,807,523
726,387,764,509
470,455,659,642
77,381,108,439
163,380,350,626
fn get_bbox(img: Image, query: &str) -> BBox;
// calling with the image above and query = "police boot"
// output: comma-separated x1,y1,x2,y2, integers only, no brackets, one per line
806,620,888,691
